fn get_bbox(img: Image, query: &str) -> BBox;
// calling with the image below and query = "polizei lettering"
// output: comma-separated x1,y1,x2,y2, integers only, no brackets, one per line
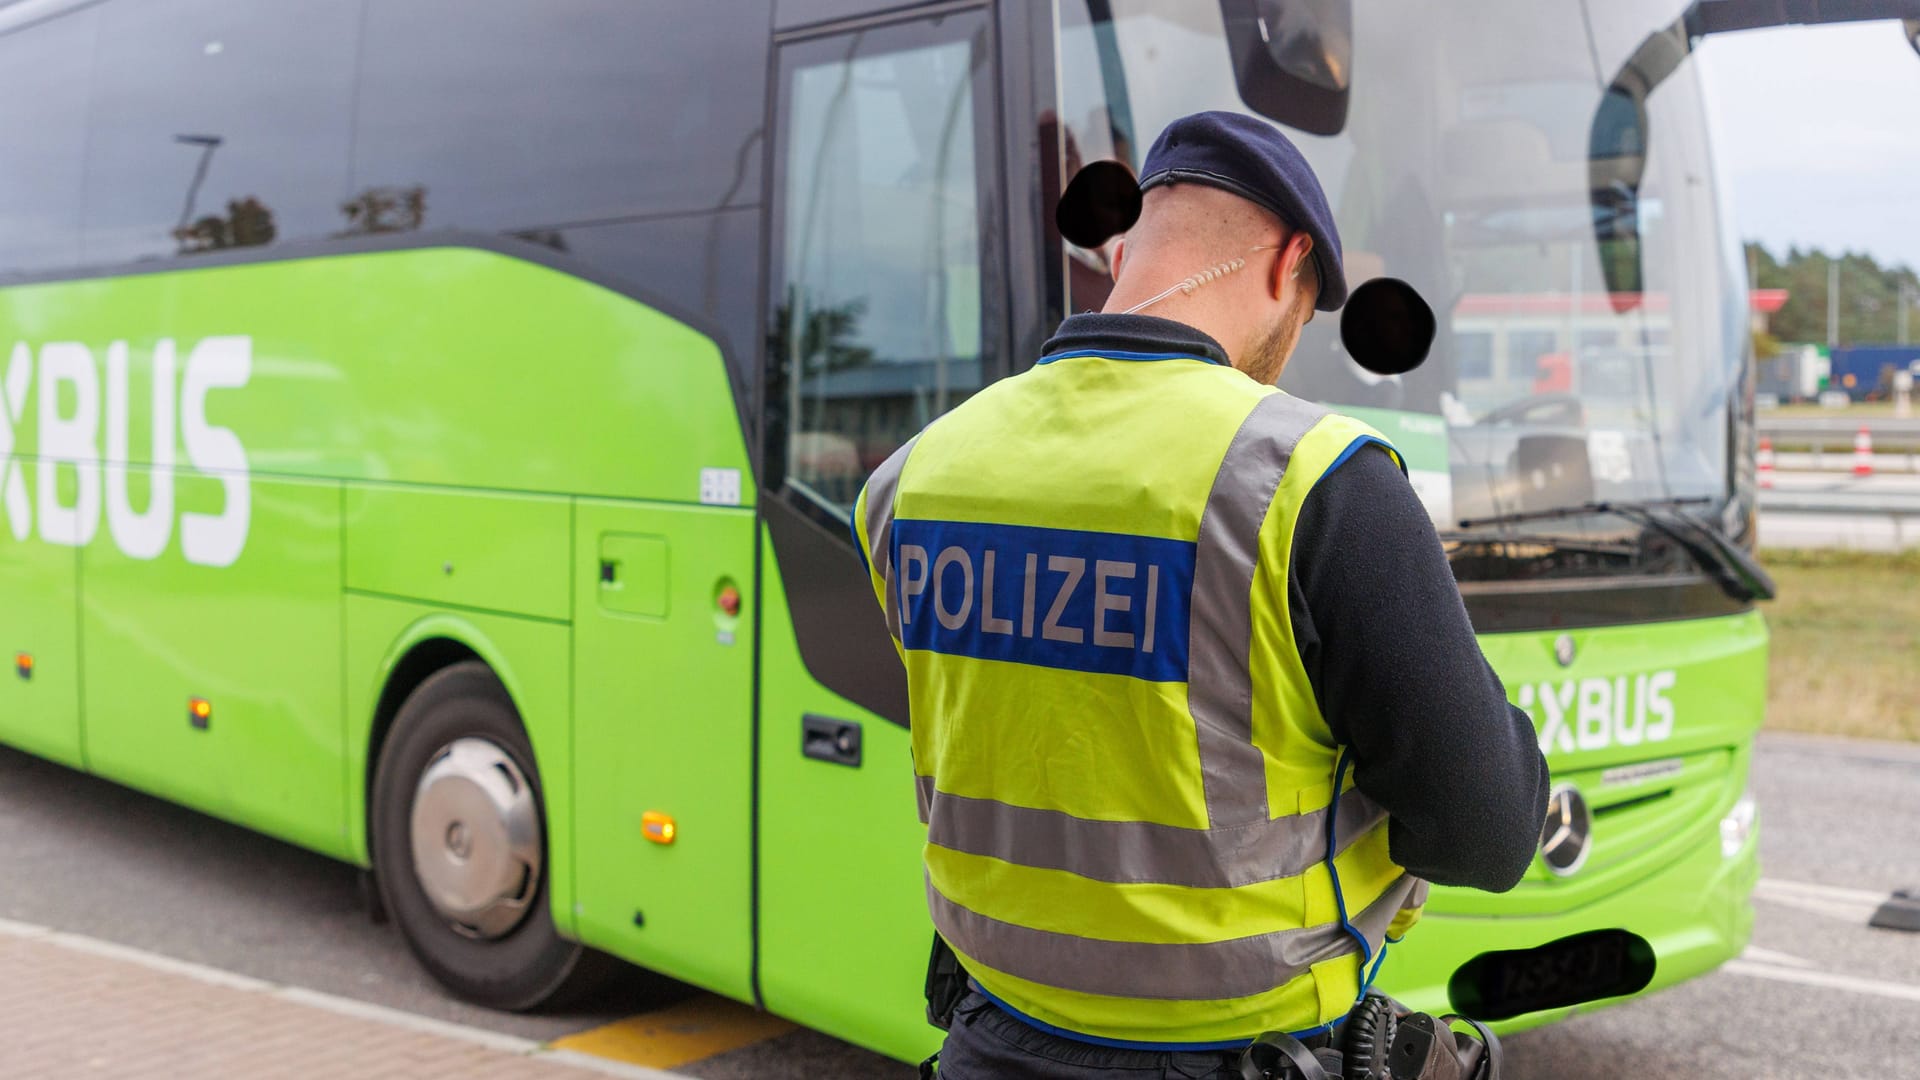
1517,671,1677,754
0,336,252,566
891,519,1195,682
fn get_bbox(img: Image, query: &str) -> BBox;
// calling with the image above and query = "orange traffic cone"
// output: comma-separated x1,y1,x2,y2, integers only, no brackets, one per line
1758,437,1775,489
1854,426,1875,477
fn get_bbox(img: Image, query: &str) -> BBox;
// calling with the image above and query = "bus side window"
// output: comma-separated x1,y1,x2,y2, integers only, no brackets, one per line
81,0,359,265
0,9,93,278
767,10,1001,520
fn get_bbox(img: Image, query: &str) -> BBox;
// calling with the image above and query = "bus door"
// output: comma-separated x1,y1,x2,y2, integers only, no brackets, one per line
757,2,1007,1059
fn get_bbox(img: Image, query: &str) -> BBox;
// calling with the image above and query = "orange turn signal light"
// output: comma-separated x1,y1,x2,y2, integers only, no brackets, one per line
641,810,677,845
716,585,742,618
14,653,31,680
188,697,213,729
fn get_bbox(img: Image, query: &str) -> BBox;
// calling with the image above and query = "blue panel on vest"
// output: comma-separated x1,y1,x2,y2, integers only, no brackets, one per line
891,519,1193,683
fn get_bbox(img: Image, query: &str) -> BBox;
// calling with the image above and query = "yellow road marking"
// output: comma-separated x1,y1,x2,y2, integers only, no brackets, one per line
551,994,798,1069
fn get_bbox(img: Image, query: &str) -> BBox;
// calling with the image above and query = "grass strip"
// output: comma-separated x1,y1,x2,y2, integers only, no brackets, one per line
1763,548,1920,742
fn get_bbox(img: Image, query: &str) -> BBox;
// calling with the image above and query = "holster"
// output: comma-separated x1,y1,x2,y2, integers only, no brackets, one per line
923,932,971,1031
1382,1013,1482,1080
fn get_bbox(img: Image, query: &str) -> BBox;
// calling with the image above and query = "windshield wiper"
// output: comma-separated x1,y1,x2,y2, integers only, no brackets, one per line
1457,496,1712,530
1457,498,1774,602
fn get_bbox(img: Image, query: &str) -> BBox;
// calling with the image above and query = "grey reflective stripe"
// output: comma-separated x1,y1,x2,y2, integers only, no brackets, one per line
924,785,1384,888
915,773,935,826
861,436,919,640
1187,393,1331,828
929,873,1414,1002
1355,874,1421,954
1401,877,1430,913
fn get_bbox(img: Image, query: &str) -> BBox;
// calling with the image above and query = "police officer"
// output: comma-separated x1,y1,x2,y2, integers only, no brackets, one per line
853,112,1549,1079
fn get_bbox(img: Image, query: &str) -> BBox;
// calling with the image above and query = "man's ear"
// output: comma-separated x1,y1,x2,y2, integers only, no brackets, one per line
1108,236,1127,283
1271,232,1314,303
1287,232,1314,285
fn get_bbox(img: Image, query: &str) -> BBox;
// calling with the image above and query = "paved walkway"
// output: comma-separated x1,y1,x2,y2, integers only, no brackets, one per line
0,919,684,1079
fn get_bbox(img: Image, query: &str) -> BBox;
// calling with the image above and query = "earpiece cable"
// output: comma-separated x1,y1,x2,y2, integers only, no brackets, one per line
1120,244,1285,316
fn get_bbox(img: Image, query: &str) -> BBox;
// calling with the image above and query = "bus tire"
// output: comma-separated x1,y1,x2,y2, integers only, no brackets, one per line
371,660,604,1011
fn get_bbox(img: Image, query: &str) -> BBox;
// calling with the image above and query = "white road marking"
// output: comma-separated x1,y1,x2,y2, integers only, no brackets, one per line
1726,960,1920,1005
1753,878,1886,922
1727,880,1920,1005
1756,878,1888,905
0,916,687,1078
1756,894,1881,923
1739,946,1817,970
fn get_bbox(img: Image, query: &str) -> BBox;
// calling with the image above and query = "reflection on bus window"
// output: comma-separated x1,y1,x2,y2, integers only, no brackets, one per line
0,9,92,276
1053,0,1746,560
353,0,765,234
774,16,990,514
81,0,356,265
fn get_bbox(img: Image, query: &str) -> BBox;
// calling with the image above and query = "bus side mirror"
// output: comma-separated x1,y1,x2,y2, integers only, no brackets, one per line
1590,87,1652,313
1588,17,1686,314
1218,0,1353,136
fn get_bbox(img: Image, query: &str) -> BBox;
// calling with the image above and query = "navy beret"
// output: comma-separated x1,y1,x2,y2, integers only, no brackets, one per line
1139,111,1346,311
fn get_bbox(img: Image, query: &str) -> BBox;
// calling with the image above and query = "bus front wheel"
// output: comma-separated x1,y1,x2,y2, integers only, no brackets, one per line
371,660,603,1010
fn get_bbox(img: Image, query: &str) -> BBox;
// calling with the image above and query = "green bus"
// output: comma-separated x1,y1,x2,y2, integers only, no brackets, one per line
3,0,1890,1064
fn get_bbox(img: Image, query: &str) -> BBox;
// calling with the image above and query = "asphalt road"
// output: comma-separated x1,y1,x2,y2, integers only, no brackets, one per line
1,733,1917,1078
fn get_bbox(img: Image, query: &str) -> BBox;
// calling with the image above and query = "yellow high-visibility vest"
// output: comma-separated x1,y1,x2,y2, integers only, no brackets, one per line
854,346,1426,1047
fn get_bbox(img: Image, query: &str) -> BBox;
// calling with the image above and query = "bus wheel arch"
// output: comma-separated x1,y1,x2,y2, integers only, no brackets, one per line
367,649,606,1010
363,636,482,824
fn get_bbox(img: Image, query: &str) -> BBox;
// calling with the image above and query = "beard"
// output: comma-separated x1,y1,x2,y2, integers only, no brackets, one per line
1242,287,1314,385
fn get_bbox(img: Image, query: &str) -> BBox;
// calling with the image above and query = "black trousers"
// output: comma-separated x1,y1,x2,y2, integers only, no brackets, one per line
932,993,1247,1079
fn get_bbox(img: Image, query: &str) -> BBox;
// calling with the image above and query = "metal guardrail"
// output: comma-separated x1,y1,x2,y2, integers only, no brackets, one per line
1759,490,1920,513
1758,416,1920,452
1757,489,1920,546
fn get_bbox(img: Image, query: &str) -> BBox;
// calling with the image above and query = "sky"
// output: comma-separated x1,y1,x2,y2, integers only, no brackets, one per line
1697,22,1920,273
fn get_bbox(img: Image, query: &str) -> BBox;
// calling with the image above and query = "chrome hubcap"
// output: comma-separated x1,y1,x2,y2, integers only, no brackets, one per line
409,737,541,939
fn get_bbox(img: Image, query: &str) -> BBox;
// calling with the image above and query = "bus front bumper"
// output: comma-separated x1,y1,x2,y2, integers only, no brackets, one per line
1377,816,1760,1033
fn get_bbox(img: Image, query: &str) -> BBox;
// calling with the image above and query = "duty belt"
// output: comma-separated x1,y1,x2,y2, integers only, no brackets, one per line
1239,992,1502,1080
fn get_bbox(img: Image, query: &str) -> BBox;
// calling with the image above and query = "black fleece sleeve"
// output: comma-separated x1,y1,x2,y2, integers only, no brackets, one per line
1287,445,1550,892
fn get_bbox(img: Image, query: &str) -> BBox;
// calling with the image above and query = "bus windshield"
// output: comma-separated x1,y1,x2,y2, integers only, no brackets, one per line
1055,0,1750,582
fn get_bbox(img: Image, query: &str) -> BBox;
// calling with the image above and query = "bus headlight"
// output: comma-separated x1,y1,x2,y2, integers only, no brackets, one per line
1720,791,1757,858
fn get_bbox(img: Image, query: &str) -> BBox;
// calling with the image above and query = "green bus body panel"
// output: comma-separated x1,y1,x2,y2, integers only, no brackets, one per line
1375,610,1768,1020
0,244,748,917
0,354,84,766
0,541,82,768
754,526,945,1064
82,473,348,856
597,533,671,618
1396,770,1757,1032
0,245,751,498
345,486,571,621
342,594,577,933
571,499,755,1004
1446,610,1768,915
1383,749,1759,1031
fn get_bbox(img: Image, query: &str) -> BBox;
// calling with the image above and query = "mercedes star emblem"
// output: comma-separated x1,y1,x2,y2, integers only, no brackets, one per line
1554,633,1577,668
1540,785,1594,877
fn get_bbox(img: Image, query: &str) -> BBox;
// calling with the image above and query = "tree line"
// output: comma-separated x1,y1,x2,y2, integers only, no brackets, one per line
1746,241,1920,348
